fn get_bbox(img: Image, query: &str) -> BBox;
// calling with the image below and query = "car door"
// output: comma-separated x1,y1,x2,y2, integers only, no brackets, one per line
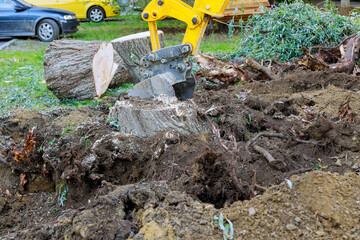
53,0,83,17
0,0,32,36
25,0,55,8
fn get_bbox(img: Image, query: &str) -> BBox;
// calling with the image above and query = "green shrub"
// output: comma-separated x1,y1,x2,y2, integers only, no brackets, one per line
234,1,360,61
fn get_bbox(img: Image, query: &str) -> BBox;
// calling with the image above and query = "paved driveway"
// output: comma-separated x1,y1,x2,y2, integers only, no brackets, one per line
0,38,16,50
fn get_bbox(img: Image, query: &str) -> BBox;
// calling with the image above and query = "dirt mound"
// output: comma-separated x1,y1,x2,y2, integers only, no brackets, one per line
2,171,359,239
1,69,360,239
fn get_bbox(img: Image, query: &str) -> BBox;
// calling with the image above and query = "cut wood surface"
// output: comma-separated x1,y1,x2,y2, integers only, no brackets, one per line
44,31,165,100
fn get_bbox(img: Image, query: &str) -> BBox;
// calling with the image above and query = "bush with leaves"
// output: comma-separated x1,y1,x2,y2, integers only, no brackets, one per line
234,1,360,61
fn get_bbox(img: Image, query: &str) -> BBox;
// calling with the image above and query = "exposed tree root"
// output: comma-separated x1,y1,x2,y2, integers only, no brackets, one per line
245,132,285,153
254,184,268,192
253,144,286,170
294,138,320,145
300,35,360,74
245,58,279,81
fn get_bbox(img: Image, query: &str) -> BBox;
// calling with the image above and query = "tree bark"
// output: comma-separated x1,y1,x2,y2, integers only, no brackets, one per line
329,36,360,74
245,58,279,81
111,31,165,83
194,52,245,83
44,39,117,100
299,47,329,71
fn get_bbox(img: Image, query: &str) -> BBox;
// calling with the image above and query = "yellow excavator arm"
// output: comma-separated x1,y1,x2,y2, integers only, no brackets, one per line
142,0,230,54
128,0,230,101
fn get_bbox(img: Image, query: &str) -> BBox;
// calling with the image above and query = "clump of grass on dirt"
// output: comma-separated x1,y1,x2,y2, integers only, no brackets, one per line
234,0,360,61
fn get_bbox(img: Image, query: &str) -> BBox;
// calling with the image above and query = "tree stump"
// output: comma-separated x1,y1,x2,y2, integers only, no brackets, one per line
108,96,207,138
44,31,165,100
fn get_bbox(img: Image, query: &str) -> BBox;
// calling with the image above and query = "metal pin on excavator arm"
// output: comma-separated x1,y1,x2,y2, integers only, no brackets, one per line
128,0,230,100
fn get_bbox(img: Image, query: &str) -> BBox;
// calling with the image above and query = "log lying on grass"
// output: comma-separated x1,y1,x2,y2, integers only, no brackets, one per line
44,31,164,100
44,40,115,100
108,96,207,138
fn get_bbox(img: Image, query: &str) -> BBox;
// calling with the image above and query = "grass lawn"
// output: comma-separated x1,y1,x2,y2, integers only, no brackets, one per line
0,15,238,117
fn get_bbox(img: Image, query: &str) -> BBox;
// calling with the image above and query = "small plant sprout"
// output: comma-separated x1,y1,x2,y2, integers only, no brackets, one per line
56,180,68,207
245,114,252,124
60,126,72,137
80,129,93,148
214,213,234,240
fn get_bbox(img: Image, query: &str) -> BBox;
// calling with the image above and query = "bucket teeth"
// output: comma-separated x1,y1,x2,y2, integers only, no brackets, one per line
128,72,195,101
173,75,195,101
128,72,176,99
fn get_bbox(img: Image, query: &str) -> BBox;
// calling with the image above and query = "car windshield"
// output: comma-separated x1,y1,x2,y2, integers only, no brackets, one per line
15,0,32,7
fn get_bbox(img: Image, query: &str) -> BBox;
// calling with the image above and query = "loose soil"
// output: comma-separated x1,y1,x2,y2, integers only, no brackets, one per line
1,70,360,239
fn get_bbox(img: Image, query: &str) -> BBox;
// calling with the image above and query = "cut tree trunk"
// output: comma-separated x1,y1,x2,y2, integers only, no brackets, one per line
44,31,165,100
44,40,114,100
108,96,207,138
111,31,165,83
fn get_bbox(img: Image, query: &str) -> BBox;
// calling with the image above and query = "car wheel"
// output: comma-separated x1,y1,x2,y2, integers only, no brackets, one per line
88,6,105,22
37,19,59,42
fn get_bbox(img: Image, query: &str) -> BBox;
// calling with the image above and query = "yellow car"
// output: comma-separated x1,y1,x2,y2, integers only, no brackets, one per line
26,0,120,22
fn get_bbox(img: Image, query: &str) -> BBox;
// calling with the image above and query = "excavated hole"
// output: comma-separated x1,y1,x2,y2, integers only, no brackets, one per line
189,152,250,209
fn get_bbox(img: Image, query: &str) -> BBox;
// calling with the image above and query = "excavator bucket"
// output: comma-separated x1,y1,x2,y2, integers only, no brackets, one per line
128,44,195,101
128,72,176,99
128,71,196,100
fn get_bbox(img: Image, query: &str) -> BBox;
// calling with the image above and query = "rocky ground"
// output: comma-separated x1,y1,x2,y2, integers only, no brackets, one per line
1,70,360,239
